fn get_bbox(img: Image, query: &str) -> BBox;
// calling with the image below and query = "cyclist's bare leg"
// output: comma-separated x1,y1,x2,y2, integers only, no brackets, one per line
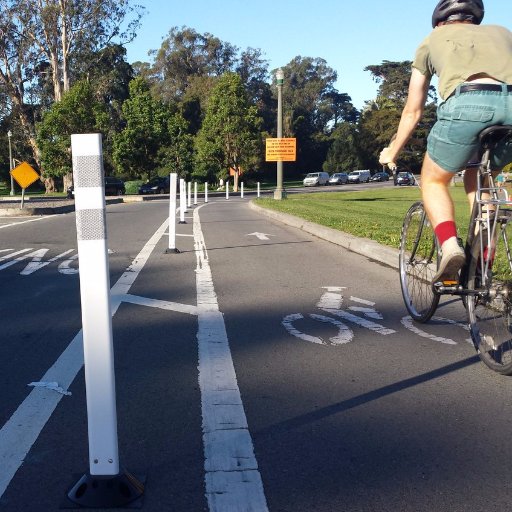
421,153,466,282
463,167,478,213
420,153,456,229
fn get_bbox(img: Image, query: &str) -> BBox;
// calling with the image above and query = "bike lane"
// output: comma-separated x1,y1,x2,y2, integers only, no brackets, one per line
200,197,512,512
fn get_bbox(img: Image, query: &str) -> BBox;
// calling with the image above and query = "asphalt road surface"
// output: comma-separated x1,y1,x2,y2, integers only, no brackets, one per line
1,192,512,512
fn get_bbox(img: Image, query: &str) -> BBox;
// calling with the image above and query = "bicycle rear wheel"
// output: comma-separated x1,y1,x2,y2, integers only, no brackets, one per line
399,201,439,322
467,226,512,375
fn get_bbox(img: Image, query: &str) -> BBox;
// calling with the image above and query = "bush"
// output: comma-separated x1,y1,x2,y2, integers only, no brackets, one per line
124,180,143,194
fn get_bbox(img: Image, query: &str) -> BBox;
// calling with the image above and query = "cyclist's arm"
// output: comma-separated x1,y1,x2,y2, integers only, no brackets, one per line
379,68,430,166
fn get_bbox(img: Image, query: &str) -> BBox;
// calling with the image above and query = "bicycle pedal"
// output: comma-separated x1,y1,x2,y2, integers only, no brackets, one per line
433,281,461,293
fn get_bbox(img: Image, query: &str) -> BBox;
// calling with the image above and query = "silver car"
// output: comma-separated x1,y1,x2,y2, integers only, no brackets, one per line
329,173,349,185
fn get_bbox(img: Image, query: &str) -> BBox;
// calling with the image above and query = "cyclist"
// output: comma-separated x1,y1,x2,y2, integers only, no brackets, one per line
379,0,512,284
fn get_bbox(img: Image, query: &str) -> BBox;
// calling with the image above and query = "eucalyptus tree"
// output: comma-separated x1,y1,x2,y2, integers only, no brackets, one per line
278,56,355,173
194,72,262,190
149,26,237,103
358,60,438,171
0,0,143,187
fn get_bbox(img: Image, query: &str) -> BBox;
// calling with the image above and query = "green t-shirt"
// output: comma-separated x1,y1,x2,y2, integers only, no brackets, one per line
413,24,512,100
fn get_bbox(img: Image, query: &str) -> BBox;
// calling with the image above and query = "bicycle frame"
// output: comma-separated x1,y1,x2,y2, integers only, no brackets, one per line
466,150,512,291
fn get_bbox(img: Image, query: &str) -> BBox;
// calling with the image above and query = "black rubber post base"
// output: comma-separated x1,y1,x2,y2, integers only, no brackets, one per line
64,470,145,509
178,221,187,224
165,248,180,254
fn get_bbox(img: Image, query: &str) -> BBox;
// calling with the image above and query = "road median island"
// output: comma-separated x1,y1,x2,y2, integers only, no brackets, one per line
249,200,400,270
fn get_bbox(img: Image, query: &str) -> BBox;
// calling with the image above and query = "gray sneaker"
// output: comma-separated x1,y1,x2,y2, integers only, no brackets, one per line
433,244,465,285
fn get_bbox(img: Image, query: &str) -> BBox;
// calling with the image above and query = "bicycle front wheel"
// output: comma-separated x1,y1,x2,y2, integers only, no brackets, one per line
399,201,439,322
467,228,512,375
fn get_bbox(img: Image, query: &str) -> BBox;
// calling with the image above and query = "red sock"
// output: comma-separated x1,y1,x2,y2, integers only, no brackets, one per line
434,221,457,246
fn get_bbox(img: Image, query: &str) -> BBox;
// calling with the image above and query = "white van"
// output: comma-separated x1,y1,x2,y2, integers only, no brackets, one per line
348,170,371,183
303,172,330,186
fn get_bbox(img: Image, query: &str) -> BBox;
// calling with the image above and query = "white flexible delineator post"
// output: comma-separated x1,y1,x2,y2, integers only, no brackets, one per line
168,173,178,251
205,182,208,203
68,134,144,508
179,178,186,223
71,134,119,477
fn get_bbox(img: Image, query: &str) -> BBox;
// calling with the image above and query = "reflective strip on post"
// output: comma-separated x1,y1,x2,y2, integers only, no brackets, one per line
71,133,120,477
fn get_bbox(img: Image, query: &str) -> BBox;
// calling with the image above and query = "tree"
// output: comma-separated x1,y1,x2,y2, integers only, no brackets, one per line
112,76,169,180
277,57,356,174
195,72,262,190
365,60,437,103
157,112,194,178
36,80,109,191
0,0,143,189
358,61,438,171
323,122,363,173
149,26,237,103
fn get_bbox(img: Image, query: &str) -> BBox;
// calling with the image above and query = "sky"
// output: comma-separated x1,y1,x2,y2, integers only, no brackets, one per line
124,0,512,110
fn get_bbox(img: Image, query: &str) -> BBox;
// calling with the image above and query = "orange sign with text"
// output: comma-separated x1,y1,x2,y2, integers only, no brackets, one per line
265,138,297,162
10,162,39,189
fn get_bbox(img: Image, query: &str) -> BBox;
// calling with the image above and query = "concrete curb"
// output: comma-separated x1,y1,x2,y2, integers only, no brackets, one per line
249,201,400,271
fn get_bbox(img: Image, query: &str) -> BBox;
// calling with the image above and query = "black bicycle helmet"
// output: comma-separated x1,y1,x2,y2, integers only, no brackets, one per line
432,0,484,28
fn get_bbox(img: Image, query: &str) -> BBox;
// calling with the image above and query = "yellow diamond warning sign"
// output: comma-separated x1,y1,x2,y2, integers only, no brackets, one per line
10,162,39,189
265,138,297,162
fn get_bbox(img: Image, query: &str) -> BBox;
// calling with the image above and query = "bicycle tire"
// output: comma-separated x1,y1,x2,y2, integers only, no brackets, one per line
466,228,512,375
399,201,440,322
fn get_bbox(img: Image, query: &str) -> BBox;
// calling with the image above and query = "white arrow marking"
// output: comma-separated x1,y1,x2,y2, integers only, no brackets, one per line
246,232,273,241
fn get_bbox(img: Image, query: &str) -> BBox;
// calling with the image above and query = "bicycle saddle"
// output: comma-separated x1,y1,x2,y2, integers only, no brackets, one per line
479,125,512,149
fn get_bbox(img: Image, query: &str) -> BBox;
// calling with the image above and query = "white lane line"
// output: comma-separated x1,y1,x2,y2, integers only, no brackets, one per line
193,205,269,511
121,293,198,316
0,217,49,229
0,218,169,499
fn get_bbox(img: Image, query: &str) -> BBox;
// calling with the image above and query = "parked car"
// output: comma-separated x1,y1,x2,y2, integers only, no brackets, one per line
67,176,125,198
303,172,330,186
329,172,349,185
370,171,390,182
138,176,170,194
348,170,371,183
396,172,416,186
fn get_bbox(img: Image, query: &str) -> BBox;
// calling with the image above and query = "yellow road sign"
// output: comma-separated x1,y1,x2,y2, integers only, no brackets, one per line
266,138,297,162
10,162,39,189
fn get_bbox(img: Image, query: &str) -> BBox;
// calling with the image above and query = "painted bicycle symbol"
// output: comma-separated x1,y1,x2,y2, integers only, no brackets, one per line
282,286,396,345
282,287,471,346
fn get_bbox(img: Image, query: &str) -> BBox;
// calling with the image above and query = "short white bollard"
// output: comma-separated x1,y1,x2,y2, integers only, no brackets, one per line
257,182,260,198
226,182,229,200
194,182,198,205
241,182,244,199
66,133,144,508
205,182,208,203
166,173,179,253
187,181,192,207
179,178,186,223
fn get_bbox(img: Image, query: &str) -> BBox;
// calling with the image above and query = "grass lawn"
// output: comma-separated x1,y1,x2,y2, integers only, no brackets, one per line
255,184,474,251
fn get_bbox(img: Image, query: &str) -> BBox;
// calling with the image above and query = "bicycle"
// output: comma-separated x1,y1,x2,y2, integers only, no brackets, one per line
399,124,512,375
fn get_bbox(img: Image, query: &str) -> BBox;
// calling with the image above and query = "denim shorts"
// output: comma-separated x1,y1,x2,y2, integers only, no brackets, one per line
427,85,512,173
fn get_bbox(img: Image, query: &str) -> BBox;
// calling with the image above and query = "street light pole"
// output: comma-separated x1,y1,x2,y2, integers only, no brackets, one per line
7,130,14,196
274,68,286,200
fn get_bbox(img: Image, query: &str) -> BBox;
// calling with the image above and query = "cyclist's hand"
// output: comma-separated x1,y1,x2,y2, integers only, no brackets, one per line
379,147,397,171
